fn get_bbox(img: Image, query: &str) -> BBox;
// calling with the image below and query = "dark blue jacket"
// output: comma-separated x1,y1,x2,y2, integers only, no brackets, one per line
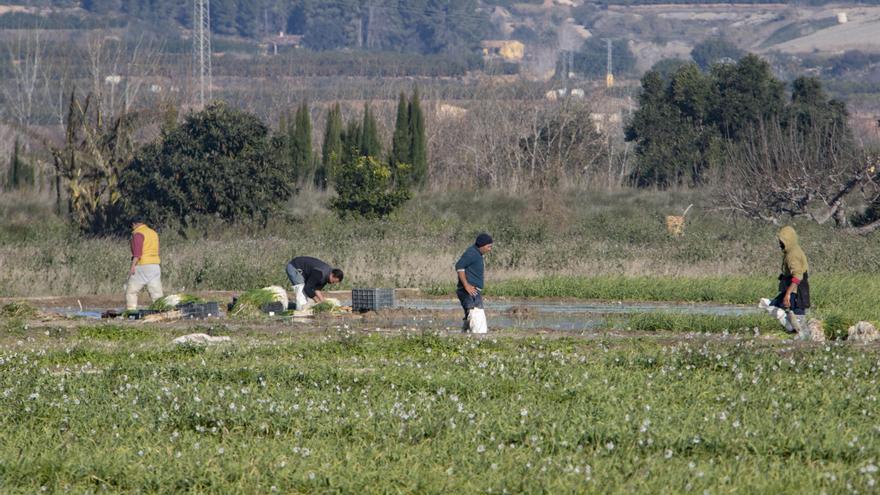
455,245,484,290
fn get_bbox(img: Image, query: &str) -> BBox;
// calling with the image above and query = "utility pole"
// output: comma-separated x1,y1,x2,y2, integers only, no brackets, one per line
193,0,212,108
366,4,376,49
605,38,614,88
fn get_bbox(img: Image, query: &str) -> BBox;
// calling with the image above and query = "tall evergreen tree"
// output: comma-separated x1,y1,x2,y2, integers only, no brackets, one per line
318,103,343,189
359,102,382,159
390,91,412,184
289,101,313,185
408,87,428,187
341,118,362,168
7,138,33,190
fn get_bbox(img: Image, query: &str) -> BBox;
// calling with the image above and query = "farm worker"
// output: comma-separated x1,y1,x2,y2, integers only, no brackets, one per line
286,256,344,310
125,219,164,310
455,233,493,334
767,226,810,333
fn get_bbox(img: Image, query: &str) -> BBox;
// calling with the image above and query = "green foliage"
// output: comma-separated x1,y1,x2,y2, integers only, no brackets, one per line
626,55,848,188
230,288,280,318
6,139,34,191
282,101,314,185
330,156,410,218
3,331,880,492
390,92,412,185
409,87,428,188
311,301,339,313
148,294,205,312
78,325,150,341
613,313,778,334
318,103,343,190
389,88,428,188
118,102,291,229
0,301,38,319
359,103,382,159
690,38,744,71
571,38,636,78
649,58,690,80
822,313,854,341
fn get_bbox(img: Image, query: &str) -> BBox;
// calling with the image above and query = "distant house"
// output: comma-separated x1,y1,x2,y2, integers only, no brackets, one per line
481,40,525,62
264,32,303,55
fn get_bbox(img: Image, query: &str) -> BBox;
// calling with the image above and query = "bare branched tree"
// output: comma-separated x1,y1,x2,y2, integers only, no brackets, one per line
84,33,165,117
429,87,608,196
2,29,43,127
718,118,880,232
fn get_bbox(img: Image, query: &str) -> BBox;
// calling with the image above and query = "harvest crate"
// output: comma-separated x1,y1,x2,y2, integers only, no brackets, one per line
351,288,395,312
179,302,221,319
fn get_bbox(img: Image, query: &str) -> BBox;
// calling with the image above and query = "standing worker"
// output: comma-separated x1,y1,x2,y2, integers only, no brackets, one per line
125,219,163,310
769,226,810,333
286,256,344,310
455,233,493,334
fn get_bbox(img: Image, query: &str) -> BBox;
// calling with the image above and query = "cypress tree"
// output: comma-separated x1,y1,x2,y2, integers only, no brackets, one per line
318,103,343,189
390,91,412,184
7,138,32,190
409,87,428,187
342,118,362,167
359,102,382,159
291,101,313,185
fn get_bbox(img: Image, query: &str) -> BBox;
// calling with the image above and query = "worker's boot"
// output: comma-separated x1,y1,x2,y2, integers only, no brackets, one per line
785,310,802,335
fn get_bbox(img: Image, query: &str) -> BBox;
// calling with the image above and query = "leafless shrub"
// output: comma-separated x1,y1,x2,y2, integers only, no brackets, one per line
718,118,880,233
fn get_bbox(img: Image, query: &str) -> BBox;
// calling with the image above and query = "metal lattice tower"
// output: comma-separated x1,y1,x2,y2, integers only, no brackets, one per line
193,0,212,107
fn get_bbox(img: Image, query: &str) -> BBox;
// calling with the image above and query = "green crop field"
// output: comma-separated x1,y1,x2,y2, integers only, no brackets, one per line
1,328,879,493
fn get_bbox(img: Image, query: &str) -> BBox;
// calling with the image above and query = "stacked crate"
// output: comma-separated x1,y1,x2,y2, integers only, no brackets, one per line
351,288,395,312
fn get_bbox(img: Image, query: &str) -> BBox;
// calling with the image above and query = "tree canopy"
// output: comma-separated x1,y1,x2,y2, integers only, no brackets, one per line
118,102,291,228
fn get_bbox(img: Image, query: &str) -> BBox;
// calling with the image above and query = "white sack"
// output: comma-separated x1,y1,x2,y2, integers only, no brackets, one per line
468,308,488,334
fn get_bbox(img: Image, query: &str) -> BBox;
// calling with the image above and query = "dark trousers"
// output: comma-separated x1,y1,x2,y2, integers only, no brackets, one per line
456,288,483,321
770,292,806,316
772,273,810,316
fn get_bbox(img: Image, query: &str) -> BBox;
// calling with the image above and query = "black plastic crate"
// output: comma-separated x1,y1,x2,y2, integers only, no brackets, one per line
180,302,221,319
261,301,285,314
127,309,160,320
351,288,395,312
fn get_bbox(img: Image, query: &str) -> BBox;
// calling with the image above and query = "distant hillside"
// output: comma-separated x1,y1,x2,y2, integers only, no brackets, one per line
0,1,496,54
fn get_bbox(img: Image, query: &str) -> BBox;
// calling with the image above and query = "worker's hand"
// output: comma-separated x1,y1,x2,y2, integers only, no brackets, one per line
782,294,792,309
129,267,136,276
465,283,478,296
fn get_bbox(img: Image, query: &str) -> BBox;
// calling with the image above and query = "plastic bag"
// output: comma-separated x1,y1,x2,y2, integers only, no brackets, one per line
759,298,794,333
468,308,488,334
293,284,308,311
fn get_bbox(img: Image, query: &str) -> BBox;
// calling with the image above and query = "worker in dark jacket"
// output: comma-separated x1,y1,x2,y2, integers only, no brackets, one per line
286,256,344,310
769,226,810,333
455,233,493,333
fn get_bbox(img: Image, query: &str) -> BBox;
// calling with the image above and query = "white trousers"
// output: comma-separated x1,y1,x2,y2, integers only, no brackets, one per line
126,264,163,310
292,284,309,311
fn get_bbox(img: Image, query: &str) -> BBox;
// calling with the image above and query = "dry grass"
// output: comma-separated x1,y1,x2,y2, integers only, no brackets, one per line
2,189,879,297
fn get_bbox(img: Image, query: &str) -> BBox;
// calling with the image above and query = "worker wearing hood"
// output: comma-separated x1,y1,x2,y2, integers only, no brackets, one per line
772,225,810,316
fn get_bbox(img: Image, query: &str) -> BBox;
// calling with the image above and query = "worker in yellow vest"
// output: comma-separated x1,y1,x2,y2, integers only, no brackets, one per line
125,219,164,310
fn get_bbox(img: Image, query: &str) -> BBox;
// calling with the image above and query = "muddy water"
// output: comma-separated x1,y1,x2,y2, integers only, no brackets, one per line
45,296,760,332
392,298,757,316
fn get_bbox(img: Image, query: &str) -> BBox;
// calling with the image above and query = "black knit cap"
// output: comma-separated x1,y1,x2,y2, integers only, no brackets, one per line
475,233,493,247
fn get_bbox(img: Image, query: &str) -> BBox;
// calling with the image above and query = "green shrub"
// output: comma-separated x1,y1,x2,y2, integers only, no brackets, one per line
118,102,291,230
330,156,410,218
822,313,854,341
